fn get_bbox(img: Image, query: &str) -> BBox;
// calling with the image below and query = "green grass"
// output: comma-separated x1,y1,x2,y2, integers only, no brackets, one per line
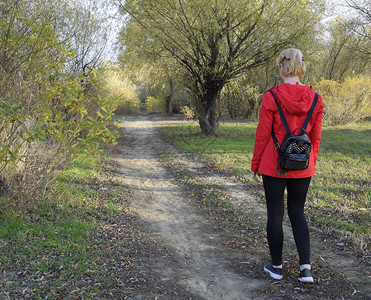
0,210,99,297
0,151,129,297
163,122,256,176
161,121,371,250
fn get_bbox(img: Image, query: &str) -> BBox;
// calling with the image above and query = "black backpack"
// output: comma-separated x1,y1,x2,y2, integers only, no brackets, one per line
268,89,318,172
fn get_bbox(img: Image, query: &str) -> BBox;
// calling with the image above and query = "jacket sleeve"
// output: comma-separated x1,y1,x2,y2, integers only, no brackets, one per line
251,92,275,172
308,94,324,164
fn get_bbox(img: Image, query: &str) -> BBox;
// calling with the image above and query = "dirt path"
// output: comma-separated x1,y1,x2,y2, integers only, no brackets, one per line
115,115,264,299
114,115,369,299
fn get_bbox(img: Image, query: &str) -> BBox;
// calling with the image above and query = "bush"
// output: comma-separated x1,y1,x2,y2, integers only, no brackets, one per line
315,76,370,125
105,68,142,115
180,105,197,120
114,98,142,115
0,1,118,211
145,96,167,114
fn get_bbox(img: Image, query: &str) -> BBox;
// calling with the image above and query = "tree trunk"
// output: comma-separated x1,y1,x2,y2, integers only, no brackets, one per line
225,89,237,119
166,78,173,114
198,81,222,135
166,95,172,114
227,98,237,119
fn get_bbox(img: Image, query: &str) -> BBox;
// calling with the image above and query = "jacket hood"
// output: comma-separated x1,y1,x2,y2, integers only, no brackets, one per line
273,83,315,116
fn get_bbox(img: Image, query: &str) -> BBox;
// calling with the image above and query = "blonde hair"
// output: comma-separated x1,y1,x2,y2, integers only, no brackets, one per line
276,48,306,78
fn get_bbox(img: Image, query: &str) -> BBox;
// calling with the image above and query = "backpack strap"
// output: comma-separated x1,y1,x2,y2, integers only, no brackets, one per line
300,93,318,135
271,130,280,150
268,89,289,151
268,89,291,134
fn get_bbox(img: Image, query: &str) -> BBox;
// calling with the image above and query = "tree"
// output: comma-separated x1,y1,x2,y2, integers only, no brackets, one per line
0,0,118,207
118,0,323,135
345,0,370,56
59,0,111,75
220,76,261,120
310,0,370,81
118,23,184,115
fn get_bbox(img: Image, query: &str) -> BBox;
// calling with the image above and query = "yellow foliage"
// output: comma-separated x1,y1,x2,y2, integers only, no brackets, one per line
145,96,167,114
180,106,197,120
315,76,370,125
105,69,141,114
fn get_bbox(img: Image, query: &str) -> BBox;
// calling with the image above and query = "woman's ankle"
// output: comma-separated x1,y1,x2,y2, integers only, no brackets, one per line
272,264,282,269
300,264,311,271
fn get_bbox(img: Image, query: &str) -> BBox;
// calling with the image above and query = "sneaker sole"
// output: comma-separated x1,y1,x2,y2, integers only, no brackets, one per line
299,276,314,283
264,266,283,280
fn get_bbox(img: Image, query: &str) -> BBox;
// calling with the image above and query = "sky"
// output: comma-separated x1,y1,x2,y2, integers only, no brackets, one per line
323,0,355,22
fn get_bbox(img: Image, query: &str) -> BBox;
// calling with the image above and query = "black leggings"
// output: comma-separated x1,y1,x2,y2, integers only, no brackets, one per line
262,175,311,266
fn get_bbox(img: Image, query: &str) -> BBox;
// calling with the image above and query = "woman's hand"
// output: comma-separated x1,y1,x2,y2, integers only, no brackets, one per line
251,171,261,183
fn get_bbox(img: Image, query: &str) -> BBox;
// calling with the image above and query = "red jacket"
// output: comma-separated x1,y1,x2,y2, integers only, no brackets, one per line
251,83,323,178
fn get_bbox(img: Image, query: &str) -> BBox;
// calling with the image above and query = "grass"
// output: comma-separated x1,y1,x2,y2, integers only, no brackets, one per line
161,120,371,252
0,151,132,298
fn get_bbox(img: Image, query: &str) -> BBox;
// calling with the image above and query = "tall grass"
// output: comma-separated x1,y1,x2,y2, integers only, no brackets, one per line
161,121,370,252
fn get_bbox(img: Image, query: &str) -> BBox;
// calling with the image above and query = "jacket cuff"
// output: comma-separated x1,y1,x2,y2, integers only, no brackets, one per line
251,166,258,173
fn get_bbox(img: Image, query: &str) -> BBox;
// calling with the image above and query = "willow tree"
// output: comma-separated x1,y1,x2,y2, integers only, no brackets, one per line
118,0,323,135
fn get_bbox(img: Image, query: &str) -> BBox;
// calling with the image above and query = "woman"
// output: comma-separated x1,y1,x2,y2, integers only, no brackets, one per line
251,48,323,283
